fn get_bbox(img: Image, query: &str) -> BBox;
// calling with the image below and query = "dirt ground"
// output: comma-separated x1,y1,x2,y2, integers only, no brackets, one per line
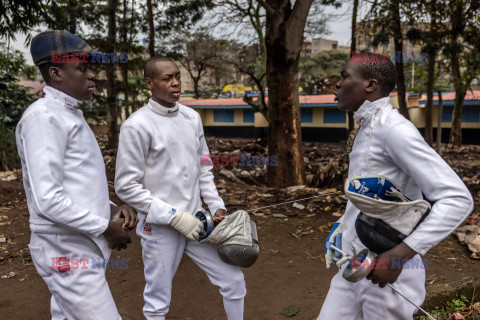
0,139,479,320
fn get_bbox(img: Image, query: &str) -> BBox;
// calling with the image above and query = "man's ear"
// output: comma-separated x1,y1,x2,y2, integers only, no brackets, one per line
145,77,153,90
49,66,62,83
365,79,379,93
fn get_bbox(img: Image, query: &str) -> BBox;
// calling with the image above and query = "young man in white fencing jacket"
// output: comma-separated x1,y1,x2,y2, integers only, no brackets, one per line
16,30,138,320
114,56,246,320
320,53,473,319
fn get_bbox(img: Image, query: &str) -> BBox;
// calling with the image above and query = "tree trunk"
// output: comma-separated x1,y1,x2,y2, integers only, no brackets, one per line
147,0,155,57
106,0,118,149
122,0,130,119
425,49,435,146
69,0,77,34
391,0,409,120
449,48,465,146
348,0,359,133
266,61,305,187
263,0,311,187
193,78,200,99
436,90,443,153
122,61,130,119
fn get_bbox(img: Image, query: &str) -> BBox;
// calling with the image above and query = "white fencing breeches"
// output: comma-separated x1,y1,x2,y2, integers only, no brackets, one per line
29,232,121,320
318,265,426,320
137,217,246,320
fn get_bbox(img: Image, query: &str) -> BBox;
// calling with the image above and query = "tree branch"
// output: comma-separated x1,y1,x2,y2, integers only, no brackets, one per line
255,0,276,16
287,0,314,41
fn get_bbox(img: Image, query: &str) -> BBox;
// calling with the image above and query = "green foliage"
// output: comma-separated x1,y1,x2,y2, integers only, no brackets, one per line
417,295,478,320
0,0,47,41
299,50,349,94
281,304,300,318
404,60,452,93
445,296,469,312
0,45,36,171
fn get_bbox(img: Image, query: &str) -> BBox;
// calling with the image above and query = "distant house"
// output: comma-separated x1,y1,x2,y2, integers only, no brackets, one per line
409,91,480,144
182,95,376,142
17,79,45,97
183,92,480,144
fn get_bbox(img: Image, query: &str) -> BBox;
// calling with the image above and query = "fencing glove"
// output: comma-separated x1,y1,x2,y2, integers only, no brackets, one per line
325,221,343,269
169,210,204,241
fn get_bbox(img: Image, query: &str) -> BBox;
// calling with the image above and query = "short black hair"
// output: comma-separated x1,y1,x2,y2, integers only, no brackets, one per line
38,62,64,84
144,56,175,79
352,52,397,96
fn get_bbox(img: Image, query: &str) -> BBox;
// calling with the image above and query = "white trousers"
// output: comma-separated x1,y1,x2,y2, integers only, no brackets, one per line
29,232,121,320
318,263,426,320
137,215,246,320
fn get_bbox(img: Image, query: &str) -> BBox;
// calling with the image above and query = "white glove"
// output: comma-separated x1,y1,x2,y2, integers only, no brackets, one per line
169,210,204,241
325,222,343,269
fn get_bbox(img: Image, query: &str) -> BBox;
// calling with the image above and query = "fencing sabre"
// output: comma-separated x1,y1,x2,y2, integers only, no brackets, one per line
245,190,342,212
196,190,342,239
330,245,436,320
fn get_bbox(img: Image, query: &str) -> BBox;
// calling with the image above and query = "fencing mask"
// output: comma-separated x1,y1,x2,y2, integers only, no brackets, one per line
199,210,259,268
345,175,431,254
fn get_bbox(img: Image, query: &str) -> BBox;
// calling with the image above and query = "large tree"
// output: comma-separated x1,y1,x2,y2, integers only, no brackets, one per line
210,0,269,116
258,0,339,187
365,0,412,119
444,0,480,145
0,0,48,40
105,0,119,149
348,0,359,133
406,0,447,146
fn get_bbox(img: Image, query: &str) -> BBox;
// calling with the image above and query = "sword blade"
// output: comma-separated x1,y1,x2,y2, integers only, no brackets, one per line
245,191,340,213
387,284,436,320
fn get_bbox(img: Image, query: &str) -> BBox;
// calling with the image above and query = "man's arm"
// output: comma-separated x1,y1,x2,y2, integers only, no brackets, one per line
17,110,109,236
368,120,473,287
383,121,473,255
114,123,178,225
196,114,227,220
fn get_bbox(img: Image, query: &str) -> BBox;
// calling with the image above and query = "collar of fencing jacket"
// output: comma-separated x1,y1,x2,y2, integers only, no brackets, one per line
43,85,79,111
353,96,391,127
148,98,179,117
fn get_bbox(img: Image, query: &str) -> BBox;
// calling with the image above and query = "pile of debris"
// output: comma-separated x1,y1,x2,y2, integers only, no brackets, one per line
207,138,348,190
0,170,20,182
455,213,480,259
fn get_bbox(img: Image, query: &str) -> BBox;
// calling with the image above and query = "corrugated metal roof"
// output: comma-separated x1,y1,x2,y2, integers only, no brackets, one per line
182,93,399,108
418,90,480,104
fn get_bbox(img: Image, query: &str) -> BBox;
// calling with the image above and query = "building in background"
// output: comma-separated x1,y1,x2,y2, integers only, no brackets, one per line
302,38,350,55
183,92,480,144
355,21,428,56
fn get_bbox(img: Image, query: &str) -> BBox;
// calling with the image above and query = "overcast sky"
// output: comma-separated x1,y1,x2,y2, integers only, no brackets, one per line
10,1,366,66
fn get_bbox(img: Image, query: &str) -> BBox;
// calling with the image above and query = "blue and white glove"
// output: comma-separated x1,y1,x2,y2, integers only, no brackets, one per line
325,222,343,269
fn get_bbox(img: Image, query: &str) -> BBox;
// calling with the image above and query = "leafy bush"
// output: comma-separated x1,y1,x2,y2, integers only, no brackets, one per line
0,44,36,170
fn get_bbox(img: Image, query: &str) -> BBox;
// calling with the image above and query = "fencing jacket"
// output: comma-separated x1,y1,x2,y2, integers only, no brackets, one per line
15,86,111,257
341,97,473,255
114,99,226,225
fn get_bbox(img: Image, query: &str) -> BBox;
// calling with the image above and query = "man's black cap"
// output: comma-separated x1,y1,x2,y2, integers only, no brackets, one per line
30,30,92,66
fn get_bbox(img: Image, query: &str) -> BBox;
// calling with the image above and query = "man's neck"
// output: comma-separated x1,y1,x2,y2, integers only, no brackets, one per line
152,97,175,108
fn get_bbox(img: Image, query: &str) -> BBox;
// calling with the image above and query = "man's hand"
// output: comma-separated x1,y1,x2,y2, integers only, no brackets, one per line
366,242,417,288
213,209,227,223
103,218,132,251
111,204,138,231
169,210,204,241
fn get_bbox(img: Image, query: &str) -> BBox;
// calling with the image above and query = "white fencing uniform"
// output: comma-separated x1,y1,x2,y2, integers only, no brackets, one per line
318,97,473,319
15,86,120,320
115,99,246,320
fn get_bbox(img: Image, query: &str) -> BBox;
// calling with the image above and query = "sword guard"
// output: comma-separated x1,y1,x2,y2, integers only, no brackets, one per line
195,210,215,241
